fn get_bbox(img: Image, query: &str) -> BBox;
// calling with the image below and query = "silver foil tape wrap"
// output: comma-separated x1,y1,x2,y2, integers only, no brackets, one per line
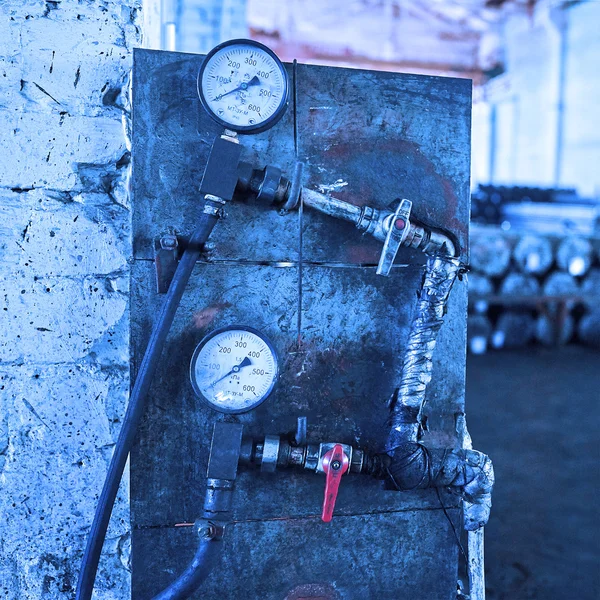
384,444,495,530
386,255,462,451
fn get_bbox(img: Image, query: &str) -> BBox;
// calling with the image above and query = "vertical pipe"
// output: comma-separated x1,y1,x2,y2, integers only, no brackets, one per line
554,6,568,187
457,414,486,600
468,529,486,600
164,22,177,51
489,103,497,184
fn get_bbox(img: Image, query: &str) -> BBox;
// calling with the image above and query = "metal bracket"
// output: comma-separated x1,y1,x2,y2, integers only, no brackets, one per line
154,234,179,294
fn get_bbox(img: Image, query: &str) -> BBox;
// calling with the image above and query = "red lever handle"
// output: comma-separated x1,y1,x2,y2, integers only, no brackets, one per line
321,444,349,522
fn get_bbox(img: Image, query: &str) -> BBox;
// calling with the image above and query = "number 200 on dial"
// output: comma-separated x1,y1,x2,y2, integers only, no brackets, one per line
190,327,278,414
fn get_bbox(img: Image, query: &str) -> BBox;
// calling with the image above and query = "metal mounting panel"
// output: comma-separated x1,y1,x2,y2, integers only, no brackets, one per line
131,48,470,600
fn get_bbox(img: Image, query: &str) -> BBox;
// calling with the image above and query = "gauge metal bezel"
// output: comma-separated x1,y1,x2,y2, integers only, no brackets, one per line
189,325,279,414
197,38,290,134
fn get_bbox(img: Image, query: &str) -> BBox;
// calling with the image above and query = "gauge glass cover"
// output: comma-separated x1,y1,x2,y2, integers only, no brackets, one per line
197,39,289,133
190,327,278,413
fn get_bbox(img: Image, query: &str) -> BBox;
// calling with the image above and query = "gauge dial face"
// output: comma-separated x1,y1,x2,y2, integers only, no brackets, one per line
197,39,289,133
190,327,278,414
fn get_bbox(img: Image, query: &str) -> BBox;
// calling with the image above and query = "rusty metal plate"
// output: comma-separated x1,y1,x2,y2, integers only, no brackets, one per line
296,63,471,266
132,510,459,600
131,49,470,600
130,261,464,528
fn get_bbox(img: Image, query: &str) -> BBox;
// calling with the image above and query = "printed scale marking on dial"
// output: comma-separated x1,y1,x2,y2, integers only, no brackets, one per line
190,327,278,413
198,39,289,133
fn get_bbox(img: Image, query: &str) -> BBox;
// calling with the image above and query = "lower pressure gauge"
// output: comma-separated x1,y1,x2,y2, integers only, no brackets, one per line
190,326,278,414
197,38,289,134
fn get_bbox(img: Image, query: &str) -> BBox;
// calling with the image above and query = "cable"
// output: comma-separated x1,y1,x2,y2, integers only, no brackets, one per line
76,212,220,600
435,486,468,564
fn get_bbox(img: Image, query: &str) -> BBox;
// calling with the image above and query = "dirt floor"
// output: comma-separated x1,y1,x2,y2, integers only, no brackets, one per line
466,346,600,600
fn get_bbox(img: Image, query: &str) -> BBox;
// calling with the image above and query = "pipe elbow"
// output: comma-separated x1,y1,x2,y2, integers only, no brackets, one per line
462,450,494,531
381,445,494,530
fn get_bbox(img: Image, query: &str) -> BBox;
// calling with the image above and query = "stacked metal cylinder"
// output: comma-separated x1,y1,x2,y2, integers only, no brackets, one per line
468,227,600,354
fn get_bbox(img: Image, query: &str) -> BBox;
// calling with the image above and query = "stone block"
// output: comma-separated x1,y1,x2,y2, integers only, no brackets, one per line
0,362,130,599
0,189,130,276
0,109,128,190
0,273,128,364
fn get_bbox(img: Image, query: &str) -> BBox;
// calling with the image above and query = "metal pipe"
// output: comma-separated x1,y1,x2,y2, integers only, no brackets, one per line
301,187,457,258
458,413,486,600
151,535,221,600
150,478,234,599
301,188,362,224
383,444,494,531
386,255,462,450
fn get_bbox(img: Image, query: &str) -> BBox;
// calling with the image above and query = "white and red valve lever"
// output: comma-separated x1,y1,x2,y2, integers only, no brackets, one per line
321,444,350,523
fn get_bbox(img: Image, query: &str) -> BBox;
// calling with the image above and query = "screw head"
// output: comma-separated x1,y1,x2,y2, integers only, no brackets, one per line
160,235,178,250
331,460,341,470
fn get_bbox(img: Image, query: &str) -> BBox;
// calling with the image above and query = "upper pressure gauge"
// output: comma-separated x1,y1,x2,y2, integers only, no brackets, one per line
197,39,289,134
190,326,279,414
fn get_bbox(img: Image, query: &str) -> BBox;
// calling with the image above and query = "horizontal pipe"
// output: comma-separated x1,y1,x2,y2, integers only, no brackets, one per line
300,188,458,258
301,188,362,224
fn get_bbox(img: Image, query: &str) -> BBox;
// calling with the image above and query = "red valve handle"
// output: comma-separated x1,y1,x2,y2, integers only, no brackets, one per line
321,444,349,523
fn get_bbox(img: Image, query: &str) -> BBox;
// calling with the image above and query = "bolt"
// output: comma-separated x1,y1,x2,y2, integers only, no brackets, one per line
331,460,341,470
160,235,178,250
196,523,215,540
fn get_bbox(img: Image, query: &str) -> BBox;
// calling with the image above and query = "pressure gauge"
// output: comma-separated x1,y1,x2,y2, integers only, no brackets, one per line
197,38,289,134
190,326,278,414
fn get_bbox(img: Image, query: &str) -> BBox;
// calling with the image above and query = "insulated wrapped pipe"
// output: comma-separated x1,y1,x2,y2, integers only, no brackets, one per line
386,255,462,450
383,444,494,531
384,254,494,532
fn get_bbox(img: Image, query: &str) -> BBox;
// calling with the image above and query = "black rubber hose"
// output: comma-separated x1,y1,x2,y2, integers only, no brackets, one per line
76,212,220,600
151,538,221,600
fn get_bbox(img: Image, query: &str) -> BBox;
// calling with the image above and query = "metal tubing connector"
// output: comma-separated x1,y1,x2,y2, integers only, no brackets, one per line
235,161,290,204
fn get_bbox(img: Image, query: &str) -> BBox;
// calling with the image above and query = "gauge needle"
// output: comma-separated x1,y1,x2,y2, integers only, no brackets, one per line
216,76,260,100
208,356,253,388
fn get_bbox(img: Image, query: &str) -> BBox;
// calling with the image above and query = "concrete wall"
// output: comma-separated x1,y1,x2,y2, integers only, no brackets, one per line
0,1,141,598
481,0,600,198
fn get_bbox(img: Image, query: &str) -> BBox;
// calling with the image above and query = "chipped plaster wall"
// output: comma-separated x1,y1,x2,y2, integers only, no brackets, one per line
0,1,142,597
